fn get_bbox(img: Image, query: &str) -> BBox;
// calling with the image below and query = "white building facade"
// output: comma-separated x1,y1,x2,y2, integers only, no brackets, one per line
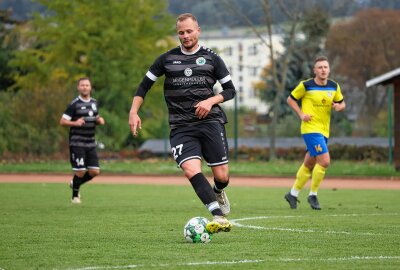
202,28,283,114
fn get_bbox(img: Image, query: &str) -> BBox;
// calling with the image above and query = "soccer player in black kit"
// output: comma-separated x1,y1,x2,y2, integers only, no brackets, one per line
60,78,105,204
129,13,236,233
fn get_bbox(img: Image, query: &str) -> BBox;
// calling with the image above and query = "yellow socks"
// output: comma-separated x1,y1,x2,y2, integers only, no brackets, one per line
292,164,312,195
310,163,327,194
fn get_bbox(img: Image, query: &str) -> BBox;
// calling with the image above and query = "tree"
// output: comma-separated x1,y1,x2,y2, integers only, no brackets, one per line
0,9,18,91
9,0,174,154
256,7,331,119
221,0,345,160
326,8,400,136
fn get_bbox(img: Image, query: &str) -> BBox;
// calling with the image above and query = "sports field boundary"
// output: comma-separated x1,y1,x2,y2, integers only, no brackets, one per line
0,174,399,189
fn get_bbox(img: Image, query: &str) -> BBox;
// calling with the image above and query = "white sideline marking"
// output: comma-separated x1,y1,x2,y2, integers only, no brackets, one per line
66,265,139,270
231,213,399,236
232,212,400,222
65,256,400,270
65,260,263,270
279,256,400,262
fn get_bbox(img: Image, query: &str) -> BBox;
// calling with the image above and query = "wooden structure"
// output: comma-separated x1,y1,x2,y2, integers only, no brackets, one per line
366,68,400,170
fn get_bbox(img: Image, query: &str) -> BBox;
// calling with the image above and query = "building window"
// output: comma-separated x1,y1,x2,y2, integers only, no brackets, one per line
248,44,258,55
249,88,255,98
248,66,258,76
239,76,243,82
238,65,243,72
224,46,233,56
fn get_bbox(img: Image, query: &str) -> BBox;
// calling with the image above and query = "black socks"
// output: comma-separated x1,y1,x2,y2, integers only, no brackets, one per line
213,178,229,193
189,173,224,216
72,172,94,198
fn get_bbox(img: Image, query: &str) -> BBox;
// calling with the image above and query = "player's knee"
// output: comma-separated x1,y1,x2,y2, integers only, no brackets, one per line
213,172,229,183
318,160,330,168
75,171,86,178
89,169,100,178
183,169,201,179
212,165,229,182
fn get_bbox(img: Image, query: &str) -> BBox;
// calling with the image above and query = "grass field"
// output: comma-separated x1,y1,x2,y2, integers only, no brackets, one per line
0,159,398,177
1,182,399,270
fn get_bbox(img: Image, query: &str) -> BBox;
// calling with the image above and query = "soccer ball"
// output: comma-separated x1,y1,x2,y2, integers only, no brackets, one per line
183,217,213,243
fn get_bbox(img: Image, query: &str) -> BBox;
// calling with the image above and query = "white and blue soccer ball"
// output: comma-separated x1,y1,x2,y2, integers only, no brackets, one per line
183,217,213,243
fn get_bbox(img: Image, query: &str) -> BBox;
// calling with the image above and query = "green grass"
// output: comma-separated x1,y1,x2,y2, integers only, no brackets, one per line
0,159,398,177
0,182,399,270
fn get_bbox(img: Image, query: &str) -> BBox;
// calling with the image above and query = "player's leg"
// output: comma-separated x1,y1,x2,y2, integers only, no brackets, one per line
201,122,231,216
171,127,225,219
69,146,87,203
307,135,330,210
285,152,315,208
81,147,100,186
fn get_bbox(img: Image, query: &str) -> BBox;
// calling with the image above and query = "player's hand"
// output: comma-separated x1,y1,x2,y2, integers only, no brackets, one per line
96,116,105,125
75,117,85,126
300,113,312,122
129,113,141,137
194,100,213,119
332,102,345,112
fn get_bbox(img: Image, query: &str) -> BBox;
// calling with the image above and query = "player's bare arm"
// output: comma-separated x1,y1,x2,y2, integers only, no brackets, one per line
332,101,346,112
287,96,312,122
60,117,86,127
96,116,105,125
194,94,224,119
129,96,143,136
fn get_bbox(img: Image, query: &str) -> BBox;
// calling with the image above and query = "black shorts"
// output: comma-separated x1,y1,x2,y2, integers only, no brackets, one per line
69,146,100,171
170,121,229,168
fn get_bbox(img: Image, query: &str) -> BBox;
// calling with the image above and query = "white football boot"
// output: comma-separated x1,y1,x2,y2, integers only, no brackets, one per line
215,190,230,216
71,197,81,204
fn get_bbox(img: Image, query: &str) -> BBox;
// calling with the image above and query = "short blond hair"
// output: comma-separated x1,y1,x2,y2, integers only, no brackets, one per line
176,13,198,24
314,56,329,67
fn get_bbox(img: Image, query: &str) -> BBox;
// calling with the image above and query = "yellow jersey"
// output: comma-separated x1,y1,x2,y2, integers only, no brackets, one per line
290,78,344,138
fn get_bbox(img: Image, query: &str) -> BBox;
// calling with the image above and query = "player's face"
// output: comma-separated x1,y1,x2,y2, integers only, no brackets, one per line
176,18,200,52
313,60,330,81
77,79,92,98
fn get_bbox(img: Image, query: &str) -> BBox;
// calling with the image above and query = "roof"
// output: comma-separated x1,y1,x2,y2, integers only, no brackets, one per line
366,67,400,87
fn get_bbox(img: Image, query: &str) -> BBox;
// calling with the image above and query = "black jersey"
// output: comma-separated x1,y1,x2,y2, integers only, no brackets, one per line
135,45,235,129
62,96,99,148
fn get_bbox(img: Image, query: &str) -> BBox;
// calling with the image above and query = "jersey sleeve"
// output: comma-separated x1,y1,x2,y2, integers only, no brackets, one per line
147,54,166,81
213,54,231,84
333,83,344,103
134,54,166,98
290,81,306,101
62,103,75,121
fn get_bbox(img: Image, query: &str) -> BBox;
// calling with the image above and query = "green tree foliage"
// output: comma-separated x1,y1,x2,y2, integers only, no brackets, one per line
256,7,330,119
326,8,400,136
0,9,18,92
5,0,174,155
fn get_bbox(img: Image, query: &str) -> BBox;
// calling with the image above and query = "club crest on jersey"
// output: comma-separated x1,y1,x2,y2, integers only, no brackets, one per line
327,92,332,97
91,103,97,111
184,68,192,77
88,110,94,116
196,57,206,66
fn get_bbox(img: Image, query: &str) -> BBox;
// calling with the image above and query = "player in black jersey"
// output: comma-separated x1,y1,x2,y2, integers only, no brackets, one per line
129,13,236,233
60,78,105,204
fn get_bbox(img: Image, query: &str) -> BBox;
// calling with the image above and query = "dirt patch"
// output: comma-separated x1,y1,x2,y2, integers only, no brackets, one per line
0,174,399,190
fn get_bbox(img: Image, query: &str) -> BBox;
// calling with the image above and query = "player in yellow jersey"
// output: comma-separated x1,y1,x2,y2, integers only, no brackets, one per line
284,56,346,210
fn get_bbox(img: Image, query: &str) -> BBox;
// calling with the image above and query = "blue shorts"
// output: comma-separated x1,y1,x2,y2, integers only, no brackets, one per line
302,133,329,157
